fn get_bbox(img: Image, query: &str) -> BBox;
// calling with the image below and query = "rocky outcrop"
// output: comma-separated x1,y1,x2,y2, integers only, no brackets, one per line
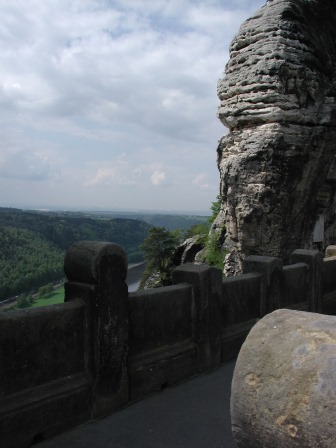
173,236,205,265
215,0,336,275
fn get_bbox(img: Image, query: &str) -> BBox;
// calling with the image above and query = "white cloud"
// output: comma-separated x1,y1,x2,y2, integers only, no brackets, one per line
150,170,166,186
86,167,115,186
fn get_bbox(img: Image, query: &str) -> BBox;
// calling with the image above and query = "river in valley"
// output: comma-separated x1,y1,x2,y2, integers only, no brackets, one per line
127,262,145,292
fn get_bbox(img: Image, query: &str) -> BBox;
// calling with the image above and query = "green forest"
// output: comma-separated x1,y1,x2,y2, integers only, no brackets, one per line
0,207,151,301
85,210,209,230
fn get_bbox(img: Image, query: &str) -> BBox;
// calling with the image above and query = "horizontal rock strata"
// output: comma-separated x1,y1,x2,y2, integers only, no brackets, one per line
215,0,336,274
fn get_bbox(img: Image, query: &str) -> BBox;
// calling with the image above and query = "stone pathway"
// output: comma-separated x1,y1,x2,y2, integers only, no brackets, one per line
39,361,237,448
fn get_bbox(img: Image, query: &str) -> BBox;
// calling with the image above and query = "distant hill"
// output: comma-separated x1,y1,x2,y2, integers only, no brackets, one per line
74,210,209,230
0,208,151,301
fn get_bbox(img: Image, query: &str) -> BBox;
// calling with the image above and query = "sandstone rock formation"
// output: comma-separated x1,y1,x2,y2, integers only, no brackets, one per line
215,0,336,275
173,236,205,265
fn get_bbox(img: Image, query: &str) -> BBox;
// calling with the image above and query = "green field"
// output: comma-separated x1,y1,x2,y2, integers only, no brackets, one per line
30,286,65,308
1,286,65,312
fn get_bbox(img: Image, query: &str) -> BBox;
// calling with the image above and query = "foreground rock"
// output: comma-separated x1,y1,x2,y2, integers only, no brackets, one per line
231,309,336,448
215,0,336,274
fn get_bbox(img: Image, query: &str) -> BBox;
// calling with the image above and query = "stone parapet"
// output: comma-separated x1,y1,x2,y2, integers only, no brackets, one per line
173,264,222,372
1,243,336,447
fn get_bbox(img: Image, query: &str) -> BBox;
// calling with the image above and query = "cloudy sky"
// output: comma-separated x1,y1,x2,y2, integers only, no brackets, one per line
0,0,265,213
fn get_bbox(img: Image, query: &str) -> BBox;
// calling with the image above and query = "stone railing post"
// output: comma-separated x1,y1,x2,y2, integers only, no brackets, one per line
231,309,336,448
243,256,283,316
290,249,323,312
64,241,129,418
172,264,222,372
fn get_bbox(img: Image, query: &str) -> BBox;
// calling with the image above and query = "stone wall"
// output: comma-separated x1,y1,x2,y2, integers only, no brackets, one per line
0,300,91,447
128,283,197,401
215,0,336,274
1,240,336,447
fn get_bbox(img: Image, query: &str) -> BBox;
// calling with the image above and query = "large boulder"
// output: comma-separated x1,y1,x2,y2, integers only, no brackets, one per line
231,309,336,448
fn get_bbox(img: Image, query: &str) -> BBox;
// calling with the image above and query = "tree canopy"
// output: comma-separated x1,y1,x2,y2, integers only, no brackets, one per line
139,227,180,288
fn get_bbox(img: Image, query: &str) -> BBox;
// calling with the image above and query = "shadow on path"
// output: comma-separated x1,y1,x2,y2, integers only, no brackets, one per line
39,361,237,448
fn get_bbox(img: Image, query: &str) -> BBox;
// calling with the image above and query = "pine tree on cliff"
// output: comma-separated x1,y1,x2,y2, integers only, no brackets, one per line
139,227,179,289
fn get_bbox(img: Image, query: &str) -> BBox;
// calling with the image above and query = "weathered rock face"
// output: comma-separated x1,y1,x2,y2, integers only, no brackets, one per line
173,236,205,265
215,0,336,275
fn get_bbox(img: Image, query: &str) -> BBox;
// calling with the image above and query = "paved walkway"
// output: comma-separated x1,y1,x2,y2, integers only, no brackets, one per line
39,362,237,448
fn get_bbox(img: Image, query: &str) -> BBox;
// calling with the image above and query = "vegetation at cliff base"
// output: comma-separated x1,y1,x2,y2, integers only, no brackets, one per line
139,226,181,289
204,195,227,269
184,222,209,244
139,196,227,289
203,230,227,270
208,195,222,224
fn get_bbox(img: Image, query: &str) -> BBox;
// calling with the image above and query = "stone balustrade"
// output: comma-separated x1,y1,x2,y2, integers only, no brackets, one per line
1,241,336,447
